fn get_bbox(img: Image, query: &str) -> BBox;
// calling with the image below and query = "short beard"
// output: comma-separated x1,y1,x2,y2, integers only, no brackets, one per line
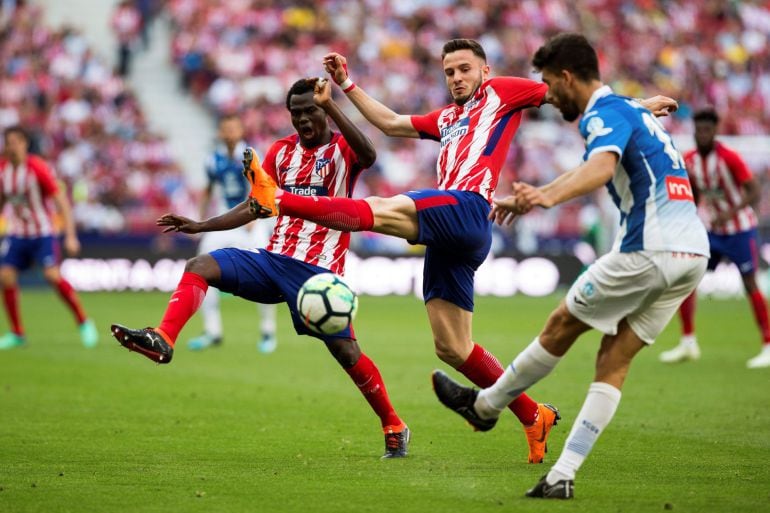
560,103,580,122
453,71,483,106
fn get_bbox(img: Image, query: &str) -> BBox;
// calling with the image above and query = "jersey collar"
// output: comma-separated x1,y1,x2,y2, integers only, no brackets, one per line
584,84,612,114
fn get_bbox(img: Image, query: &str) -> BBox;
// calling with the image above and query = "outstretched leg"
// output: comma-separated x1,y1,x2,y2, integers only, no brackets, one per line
112,255,218,363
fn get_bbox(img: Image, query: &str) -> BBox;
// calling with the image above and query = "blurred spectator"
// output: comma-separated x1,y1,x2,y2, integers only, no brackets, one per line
111,0,141,77
0,2,194,234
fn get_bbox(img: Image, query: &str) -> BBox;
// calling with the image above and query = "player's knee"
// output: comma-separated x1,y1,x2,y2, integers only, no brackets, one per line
326,338,360,368
433,341,466,368
184,255,219,283
0,267,17,287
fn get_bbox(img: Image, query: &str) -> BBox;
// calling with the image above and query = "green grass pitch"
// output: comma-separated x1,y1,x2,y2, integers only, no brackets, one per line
1,290,769,513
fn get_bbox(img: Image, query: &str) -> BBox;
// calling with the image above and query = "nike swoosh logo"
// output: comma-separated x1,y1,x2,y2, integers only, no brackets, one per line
536,419,547,443
573,295,587,306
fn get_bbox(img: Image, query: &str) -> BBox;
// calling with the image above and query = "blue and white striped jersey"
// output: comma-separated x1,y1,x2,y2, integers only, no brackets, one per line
579,86,709,256
205,141,249,212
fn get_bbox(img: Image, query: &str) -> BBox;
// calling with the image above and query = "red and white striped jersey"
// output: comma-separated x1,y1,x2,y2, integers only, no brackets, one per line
0,155,60,238
262,132,363,275
410,77,547,202
684,142,757,235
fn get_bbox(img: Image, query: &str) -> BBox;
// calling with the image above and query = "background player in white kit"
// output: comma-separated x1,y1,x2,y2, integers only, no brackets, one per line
432,33,710,499
187,115,278,353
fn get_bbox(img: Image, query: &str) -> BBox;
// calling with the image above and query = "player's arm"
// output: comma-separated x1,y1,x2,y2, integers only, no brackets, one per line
490,152,616,224
313,78,376,168
323,53,419,138
636,95,678,117
52,181,81,256
157,200,257,234
713,150,760,225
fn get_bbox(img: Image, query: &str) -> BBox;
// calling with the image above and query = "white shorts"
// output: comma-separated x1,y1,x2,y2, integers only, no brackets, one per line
198,218,276,255
566,250,707,344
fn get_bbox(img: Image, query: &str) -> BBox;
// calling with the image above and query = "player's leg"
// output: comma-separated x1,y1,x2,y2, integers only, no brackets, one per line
0,263,24,348
733,230,770,368
531,320,643,498
660,290,700,362
661,236,720,363
242,145,419,238
31,235,97,347
188,233,224,350
257,303,278,353
323,335,409,458
42,264,98,348
111,254,218,363
531,251,706,498
272,253,408,458
0,237,28,347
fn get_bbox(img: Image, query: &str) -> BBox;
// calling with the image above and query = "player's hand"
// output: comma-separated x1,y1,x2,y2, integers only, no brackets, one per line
711,210,733,227
157,213,202,234
312,77,332,107
640,95,679,117
513,181,554,210
489,196,519,226
323,52,349,85
63,234,81,256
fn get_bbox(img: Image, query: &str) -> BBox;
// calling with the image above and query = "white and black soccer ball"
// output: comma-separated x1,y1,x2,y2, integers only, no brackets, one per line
297,273,358,335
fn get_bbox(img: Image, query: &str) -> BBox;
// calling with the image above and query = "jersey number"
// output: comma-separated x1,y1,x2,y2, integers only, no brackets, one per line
641,112,685,169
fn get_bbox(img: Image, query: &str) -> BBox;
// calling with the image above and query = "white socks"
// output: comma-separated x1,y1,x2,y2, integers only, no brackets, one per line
680,334,698,348
201,288,223,338
259,303,277,338
547,382,622,484
474,337,562,418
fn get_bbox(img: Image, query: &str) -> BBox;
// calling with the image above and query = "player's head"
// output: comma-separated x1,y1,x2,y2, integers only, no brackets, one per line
286,78,330,147
218,114,244,147
532,33,600,122
441,39,490,106
3,125,29,163
693,108,719,150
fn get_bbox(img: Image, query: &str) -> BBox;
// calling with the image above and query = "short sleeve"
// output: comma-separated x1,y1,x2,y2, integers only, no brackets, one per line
29,157,59,197
410,109,442,141
488,77,548,110
581,109,632,161
335,135,361,167
720,146,753,184
261,142,280,182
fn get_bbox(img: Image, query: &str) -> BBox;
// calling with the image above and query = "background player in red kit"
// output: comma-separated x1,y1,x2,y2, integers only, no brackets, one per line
660,108,770,368
110,78,410,458
0,125,98,349
245,39,677,463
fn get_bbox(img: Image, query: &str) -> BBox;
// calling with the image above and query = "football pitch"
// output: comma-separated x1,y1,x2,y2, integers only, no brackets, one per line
1,290,769,513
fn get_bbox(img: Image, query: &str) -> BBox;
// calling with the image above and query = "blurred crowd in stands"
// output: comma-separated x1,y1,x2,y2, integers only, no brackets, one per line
1,0,769,256
165,0,770,254
0,1,192,233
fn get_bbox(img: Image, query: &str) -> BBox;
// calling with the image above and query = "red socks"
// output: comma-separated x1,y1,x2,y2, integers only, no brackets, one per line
277,192,374,232
157,272,208,346
679,291,696,336
749,290,770,343
3,286,23,335
457,342,540,426
345,353,402,429
54,279,87,325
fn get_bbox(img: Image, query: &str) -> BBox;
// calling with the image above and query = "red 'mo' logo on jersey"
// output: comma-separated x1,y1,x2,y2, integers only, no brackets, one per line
665,176,694,201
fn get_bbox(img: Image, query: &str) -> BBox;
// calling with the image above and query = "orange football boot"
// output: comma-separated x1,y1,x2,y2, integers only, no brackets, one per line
523,403,560,463
242,147,278,217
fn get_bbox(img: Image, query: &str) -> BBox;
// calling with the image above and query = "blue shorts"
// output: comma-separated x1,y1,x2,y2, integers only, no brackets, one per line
0,236,60,271
403,189,492,312
707,228,760,275
210,248,355,343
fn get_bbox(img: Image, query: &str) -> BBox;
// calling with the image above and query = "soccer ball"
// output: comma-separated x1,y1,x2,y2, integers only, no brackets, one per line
297,273,358,335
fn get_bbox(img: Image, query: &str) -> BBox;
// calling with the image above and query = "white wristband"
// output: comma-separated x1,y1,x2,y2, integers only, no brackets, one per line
339,77,355,92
